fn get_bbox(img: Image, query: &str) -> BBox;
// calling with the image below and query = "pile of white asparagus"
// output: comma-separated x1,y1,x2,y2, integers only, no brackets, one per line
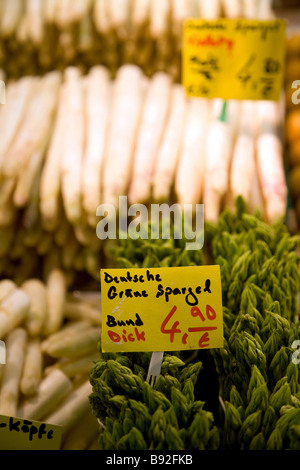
0,0,275,79
0,276,102,450
0,64,287,282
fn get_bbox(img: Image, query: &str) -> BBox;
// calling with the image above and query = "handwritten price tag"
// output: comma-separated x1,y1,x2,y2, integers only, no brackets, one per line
0,415,62,450
101,266,223,353
182,18,287,101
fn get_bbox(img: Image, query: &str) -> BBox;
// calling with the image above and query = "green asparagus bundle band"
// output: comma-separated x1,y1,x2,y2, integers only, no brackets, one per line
89,197,300,450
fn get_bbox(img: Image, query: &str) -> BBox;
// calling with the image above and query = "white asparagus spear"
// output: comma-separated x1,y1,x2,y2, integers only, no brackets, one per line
152,84,187,202
71,0,93,24
93,0,111,35
82,66,111,220
175,97,210,206
103,65,145,207
64,300,101,326
221,0,243,18
204,101,236,199
0,0,23,38
149,0,170,40
26,0,44,45
44,380,93,437
43,268,67,336
0,77,35,173
20,339,43,396
43,0,57,23
54,352,98,378
0,280,16,304
21,279,48,337
129,71,172,204
131,0,150,36
41,321,92,353
242,0,260,18
18,369,73,421
256,100,287,224
0,328,27,416
13,129,49,209
4,72,61,179
198,0,222,18
60,67,85,225
257,0,274,19
39,83,67,231
230,100,257,205
42,326,100,359
107,0,130,39
0,289,30,339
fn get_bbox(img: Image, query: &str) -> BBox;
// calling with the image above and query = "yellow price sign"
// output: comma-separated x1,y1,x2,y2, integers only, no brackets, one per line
0,415,62,450
101,266,223,353
182,18,287,101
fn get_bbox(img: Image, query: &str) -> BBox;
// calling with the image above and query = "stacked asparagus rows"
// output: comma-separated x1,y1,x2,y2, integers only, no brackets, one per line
0,0,275,80
0,64,287,284
89,199,300,450
0,276,102,450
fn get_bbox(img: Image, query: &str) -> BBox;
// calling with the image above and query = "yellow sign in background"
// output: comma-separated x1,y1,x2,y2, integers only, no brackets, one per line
182,18,287,101
101,266,223,353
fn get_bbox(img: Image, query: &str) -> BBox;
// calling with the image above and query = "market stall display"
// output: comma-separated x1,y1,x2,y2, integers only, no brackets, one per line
0,0,299,453
0,64,287,286
0,275,101,450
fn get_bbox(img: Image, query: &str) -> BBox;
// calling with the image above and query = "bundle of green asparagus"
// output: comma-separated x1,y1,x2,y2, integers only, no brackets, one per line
89,198,300,450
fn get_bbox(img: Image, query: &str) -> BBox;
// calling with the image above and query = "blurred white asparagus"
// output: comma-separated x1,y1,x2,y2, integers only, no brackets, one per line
18,369,73,421
44,379,92,437
175,97,210,206
0,77,35,174
204,101,236,199
103,65,146,207
39,83,66,231
198,0,222,18
107,0,131,40
152,84,186,202
93,0,111,36
131,0,151,38
0,279,16,304
256,100,287,223
230,100,257,205
221,0,243,18
82,66,111,223
64,300,101,326
41,326,100,359
0,0,23,38
43,268,67,336
242,0,260,19
21,279,48,337
26,0,44,45
149,0,170,40
0,288,30,339
41,321,92,352
129,71,172,204
60,67,85,225
3,72,61,179
20,339,43,396
51,352,98,379
0,328,27,416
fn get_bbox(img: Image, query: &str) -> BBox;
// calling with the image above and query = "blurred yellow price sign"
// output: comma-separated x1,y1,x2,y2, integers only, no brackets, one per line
182,18,287,101
101,266,223,353
0,415,62,450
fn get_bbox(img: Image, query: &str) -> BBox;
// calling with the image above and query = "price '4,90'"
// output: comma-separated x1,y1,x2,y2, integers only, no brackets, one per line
160,304,218,349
